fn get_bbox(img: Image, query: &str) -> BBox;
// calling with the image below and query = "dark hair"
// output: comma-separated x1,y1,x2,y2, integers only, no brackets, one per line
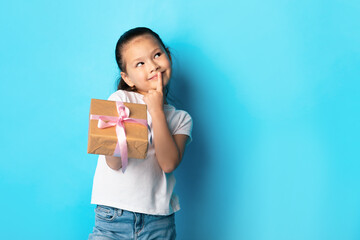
115,27,171,94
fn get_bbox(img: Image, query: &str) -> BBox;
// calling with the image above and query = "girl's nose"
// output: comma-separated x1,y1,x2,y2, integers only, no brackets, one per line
149,60,160,73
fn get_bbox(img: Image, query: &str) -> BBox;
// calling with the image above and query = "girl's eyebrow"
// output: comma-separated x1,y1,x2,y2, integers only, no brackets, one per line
131,48,162,63
131,57,143,63
151,47,161,53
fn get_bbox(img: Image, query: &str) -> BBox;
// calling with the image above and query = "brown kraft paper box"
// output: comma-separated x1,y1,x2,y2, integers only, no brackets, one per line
88,98,148,159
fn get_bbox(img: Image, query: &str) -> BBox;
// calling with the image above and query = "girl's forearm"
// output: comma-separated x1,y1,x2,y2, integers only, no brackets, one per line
151,110,181,173
106,109,181,173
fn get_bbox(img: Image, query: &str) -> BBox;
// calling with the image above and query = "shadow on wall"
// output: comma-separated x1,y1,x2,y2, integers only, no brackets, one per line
167,43,212,238
167,40,251,238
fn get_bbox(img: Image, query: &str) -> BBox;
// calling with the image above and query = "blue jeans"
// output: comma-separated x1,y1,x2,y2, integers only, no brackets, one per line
88,205,176,240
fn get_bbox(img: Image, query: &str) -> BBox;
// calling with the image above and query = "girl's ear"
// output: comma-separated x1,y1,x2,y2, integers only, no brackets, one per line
121,72,135,87
166,48,172,62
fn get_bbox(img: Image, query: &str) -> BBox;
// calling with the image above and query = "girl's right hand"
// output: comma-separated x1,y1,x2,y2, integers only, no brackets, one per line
143,72,164,116
105,155,122,170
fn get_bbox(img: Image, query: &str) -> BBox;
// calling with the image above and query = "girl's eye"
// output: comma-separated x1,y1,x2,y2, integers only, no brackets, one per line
154,52,161,58
136,62,144,67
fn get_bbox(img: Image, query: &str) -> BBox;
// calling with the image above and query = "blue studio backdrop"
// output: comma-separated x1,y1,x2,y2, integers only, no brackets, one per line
1,0,359,239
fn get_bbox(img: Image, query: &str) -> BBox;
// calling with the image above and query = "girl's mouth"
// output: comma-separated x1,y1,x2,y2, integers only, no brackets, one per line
148,71,165,80
149,75,158,80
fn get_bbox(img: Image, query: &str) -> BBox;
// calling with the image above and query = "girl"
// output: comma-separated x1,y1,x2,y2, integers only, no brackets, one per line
89,27,193,240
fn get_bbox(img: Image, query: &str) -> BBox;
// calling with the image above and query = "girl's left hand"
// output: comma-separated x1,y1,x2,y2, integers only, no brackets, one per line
143,72,164,115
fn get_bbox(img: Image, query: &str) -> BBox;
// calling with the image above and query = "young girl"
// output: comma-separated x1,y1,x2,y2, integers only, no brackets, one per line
88,27,193,240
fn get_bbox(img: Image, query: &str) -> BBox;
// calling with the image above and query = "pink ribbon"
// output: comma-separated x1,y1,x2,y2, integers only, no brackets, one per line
90,101,148,173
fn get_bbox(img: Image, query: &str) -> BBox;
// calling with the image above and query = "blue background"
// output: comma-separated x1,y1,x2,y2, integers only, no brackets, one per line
1,0,359,239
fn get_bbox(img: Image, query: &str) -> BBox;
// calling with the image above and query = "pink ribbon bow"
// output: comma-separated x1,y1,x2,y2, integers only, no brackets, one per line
90,101,148,173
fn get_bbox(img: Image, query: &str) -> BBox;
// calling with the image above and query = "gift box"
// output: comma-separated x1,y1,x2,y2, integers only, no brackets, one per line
88,98,148,159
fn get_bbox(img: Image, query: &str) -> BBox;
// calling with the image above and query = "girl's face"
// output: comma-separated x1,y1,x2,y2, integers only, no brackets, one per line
120,34,172,95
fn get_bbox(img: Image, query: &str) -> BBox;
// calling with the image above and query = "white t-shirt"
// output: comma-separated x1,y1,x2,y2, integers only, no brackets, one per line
91,90,193,215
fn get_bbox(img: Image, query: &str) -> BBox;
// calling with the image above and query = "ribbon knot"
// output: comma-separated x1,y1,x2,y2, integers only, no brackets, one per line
117,105,129,120
90,101,148,173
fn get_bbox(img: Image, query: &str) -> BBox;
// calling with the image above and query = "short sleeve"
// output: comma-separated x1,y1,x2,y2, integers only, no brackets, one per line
107,90,127,102
172,110,193,144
